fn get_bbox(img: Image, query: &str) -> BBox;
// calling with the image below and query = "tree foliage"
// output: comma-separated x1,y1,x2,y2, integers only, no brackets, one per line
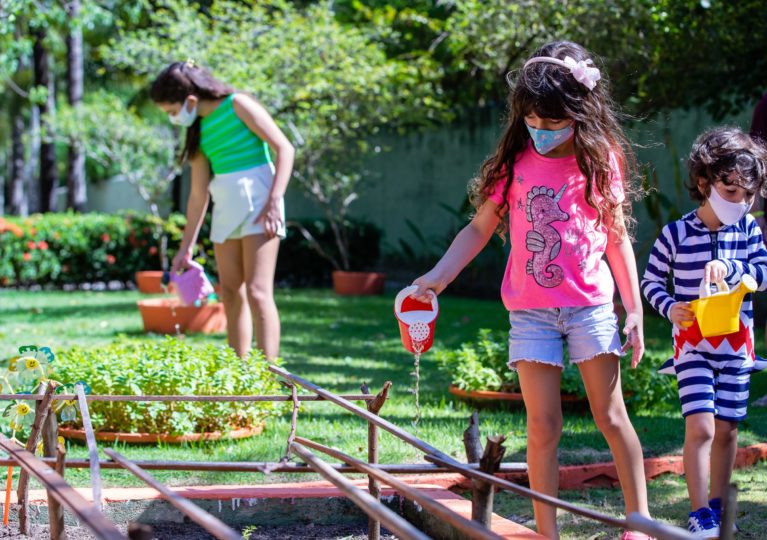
102,0,448,269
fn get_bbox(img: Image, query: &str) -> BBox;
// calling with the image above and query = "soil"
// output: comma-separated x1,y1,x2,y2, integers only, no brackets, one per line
0,522,398,539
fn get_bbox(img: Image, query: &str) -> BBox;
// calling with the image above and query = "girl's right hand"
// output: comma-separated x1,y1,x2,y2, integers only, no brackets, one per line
171,248,193,274
411,269,448,303
669,301,695,327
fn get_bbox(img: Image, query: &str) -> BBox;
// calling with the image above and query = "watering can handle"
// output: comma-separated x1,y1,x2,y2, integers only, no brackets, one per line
699,279,729,299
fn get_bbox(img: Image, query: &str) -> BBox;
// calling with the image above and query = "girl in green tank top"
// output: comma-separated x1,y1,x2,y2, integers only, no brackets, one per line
150,61,295,361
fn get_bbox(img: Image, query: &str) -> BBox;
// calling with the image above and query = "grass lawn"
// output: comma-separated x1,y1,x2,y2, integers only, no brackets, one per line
1,288,766,535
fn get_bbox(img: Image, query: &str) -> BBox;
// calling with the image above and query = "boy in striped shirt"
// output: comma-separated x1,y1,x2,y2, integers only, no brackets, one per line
641,126,767,538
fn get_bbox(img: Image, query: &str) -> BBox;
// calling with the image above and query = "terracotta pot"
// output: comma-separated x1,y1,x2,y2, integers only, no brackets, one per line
58,423,263,444
331,271,386,296
137,298,226,334
135,271,170,294
448,384,584,403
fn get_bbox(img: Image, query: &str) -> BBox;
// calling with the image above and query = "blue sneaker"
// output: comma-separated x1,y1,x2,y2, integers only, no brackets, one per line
688,507,719,538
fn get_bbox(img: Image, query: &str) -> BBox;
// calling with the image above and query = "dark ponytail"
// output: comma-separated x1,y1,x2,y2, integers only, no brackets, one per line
149,61,233,163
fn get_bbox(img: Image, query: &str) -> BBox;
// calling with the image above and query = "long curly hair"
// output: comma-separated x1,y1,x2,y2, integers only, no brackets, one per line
149,62,234,164
469,41,639,240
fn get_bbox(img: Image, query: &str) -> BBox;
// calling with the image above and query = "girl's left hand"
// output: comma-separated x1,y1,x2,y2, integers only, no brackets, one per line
621,311,645,368
256,196,283,239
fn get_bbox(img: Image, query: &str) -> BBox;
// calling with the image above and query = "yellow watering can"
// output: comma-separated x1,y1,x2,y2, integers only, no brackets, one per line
680,275,757,337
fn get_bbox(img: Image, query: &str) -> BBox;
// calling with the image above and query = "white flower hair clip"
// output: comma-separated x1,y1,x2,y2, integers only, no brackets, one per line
523,55,601,90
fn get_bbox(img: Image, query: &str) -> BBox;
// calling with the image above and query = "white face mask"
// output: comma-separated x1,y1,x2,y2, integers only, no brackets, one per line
707,186,753,226
169,98,198,127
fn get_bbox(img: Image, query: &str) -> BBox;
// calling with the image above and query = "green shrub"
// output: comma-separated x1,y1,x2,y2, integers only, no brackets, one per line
436,328,678,412
0,212,381,288
54,338,283,434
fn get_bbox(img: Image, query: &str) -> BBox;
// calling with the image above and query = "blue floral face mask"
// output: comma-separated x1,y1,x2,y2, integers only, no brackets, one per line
526,123,574,155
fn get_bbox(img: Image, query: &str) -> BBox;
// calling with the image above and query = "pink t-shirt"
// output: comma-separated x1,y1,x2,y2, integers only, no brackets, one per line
488,142,625,311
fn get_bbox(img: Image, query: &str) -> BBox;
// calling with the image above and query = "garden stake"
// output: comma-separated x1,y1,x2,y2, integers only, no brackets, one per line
362,381,391,540
104,449,241,540
0,434,125,540
290,441,430,540
18,381,56,535
76,383,103,512
3,465,11,526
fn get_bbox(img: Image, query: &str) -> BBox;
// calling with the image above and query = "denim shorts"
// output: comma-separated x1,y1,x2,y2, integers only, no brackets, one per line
508,303,623,370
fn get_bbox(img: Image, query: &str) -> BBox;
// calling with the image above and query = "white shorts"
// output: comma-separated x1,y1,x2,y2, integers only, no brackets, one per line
208,163,286,243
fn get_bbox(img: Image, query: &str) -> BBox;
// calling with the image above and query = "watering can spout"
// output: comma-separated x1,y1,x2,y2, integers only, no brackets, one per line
729,275,757,309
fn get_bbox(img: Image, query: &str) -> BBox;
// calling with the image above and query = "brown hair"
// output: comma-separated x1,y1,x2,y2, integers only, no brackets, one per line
469,41,638,240
686,126,767,202
149,62,233,163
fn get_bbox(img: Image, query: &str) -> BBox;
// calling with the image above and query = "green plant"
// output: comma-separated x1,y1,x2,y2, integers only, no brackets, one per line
435,329,516,393
435,327,678,411
54,338,283,434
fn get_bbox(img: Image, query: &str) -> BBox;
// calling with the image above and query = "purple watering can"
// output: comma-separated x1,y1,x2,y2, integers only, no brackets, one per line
162,260,214,306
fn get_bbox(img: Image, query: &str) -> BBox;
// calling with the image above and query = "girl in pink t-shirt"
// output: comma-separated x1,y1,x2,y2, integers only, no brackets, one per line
412,41,651,540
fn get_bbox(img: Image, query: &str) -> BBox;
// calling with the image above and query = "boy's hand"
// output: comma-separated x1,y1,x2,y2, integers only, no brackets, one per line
704,260,728,284
669,301,695,327
621,311,645,368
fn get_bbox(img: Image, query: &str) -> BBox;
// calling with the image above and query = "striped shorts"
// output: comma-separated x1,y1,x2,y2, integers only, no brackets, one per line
674,321,754,422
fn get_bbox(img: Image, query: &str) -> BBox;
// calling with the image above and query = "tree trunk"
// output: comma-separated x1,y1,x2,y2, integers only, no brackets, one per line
33,30,58,212
65,0,86,211
8,95,28,216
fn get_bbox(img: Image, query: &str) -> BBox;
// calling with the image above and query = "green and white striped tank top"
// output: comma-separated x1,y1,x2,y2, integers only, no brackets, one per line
200,94,272,175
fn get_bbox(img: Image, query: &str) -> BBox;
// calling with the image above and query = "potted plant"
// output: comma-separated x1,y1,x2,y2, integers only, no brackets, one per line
54,338,282,443
435,329,587,404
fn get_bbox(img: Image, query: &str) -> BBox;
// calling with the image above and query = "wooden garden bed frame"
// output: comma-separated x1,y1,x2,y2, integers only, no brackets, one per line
0,366,706,540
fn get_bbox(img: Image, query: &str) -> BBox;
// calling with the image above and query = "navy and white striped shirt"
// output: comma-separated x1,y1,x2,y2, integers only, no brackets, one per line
641,210,767,325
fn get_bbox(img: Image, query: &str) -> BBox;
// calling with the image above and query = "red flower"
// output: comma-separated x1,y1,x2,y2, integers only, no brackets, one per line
148,246,158,256
27,241,36,250
105,254,116,264
101,233,111,243
22,253,31,261
37,241,48,250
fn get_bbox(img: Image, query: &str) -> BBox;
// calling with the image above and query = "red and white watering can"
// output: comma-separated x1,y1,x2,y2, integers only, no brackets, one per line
394,285,439,354
162,260,214,306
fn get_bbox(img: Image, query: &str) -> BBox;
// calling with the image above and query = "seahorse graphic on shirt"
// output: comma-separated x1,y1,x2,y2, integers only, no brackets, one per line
525,185,569,288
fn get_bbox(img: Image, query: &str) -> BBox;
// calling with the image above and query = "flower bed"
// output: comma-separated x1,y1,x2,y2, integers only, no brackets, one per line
54,338,282,435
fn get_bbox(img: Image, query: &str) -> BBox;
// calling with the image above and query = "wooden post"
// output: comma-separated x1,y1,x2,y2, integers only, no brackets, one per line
76,383,102,512
47,439,67,540
362,381,391,540
475,435,506,525
720,484,738,540
462,413,506,526
18,381,56,535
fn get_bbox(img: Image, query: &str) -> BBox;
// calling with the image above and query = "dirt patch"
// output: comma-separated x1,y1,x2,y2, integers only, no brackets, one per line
0,522,398,539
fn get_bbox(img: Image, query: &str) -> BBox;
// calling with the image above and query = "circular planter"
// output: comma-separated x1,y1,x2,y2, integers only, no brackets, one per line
58,423,263,444
135,271,170,294
448,384,585,404
137,298,226,334
331,271,386,296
